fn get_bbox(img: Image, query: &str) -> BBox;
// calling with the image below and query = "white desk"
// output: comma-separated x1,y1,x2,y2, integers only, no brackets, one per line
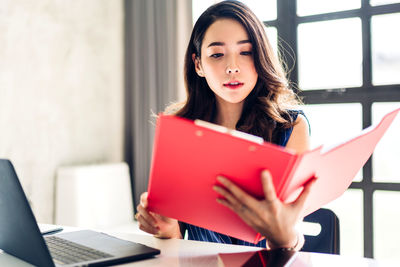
108,232,384,267
0,230,388,266
112,232,261,266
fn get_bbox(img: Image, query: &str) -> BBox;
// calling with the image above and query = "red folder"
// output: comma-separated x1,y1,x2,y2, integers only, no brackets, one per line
147,108,399,243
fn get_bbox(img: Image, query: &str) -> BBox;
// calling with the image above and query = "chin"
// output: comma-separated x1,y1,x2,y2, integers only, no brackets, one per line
222,97,247,104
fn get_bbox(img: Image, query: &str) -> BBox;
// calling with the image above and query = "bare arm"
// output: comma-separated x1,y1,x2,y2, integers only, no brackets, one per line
285,114,310,153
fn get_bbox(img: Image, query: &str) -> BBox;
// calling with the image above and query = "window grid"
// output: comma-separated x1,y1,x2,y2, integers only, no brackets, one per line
265,0,400,258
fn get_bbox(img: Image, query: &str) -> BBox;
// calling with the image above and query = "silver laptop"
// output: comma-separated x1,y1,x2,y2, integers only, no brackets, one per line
0,159,160,266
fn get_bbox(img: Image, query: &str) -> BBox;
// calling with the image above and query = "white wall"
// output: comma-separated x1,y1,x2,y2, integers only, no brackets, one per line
0,0,124,223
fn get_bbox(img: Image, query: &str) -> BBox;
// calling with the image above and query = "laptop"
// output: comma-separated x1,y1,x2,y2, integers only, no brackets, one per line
0,159,160,267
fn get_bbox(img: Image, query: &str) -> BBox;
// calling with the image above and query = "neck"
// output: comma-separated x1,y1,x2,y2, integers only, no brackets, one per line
214,98,244,129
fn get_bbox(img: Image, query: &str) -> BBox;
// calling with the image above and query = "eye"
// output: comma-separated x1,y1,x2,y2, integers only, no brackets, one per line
210,53,223,58
240,51,253,56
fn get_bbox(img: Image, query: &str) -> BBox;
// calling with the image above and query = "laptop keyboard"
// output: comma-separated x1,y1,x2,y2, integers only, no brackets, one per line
45,235,113,265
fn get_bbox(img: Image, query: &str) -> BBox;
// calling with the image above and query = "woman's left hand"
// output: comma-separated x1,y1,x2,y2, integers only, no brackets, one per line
213,170,316,249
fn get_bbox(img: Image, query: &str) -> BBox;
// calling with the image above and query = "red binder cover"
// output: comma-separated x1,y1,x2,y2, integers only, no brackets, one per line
147,108,399,243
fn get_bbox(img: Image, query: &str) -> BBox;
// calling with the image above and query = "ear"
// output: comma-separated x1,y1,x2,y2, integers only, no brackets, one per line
192,53,204,77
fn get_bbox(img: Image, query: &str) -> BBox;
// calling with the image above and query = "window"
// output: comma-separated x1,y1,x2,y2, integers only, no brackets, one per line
371,13,400,85
297,0,360,16
192,0,400,260
298,18,362,90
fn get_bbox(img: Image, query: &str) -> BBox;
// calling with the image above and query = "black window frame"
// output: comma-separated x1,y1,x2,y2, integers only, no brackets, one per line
266,0,400,258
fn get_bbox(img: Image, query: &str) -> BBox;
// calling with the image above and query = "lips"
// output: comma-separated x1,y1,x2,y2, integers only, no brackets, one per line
223,81,244,90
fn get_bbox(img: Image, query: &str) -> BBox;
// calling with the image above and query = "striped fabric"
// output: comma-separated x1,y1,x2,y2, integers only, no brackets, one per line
182,110,307,248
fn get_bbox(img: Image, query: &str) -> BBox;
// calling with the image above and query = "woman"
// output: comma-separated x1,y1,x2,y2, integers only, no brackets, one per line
136,0,315,251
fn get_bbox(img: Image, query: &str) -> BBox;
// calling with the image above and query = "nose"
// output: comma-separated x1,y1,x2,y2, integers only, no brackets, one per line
226,58,240,74
226,67,240,74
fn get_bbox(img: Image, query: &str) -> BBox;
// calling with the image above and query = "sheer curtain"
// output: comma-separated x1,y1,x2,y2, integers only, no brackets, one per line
124,0,192,210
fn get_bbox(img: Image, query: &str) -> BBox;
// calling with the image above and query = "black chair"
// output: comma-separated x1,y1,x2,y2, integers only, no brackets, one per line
301,208,340,254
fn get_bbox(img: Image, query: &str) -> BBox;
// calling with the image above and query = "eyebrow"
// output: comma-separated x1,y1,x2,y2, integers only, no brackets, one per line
207,40,251,48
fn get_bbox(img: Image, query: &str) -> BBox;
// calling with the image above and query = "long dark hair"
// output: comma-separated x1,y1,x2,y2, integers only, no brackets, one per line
173,0,300,143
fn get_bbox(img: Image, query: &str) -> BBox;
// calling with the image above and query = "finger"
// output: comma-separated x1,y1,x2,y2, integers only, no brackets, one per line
213,184,242,208
216,197,235,211
261,170,278,203
216,197,251,219
216,176,258,208
216,176,269,230
136,208,159,234
137,213,159,235
140,192,149,208
214,185,261,223
152,212,173,223
216,197,263,232
291,177,317,211
137,204,157,225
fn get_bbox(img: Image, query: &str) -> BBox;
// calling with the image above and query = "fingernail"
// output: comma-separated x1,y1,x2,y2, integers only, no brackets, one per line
213,185,219,191
217,176,226,183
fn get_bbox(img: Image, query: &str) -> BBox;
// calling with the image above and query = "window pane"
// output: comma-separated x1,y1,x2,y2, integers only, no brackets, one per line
297,0,360,16
372,102,400,182
370,0,400,6
240,0,277,21
324,189,363,257
372,13,400,85
298,19,362,90
302,104,363,181
374,191,400,261
265,26,278,56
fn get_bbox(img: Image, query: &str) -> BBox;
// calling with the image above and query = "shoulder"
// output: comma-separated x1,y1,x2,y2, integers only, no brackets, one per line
285,109,310,153
287,110,308,123
292,114,309,140
286,109,310,134
293,111,309,132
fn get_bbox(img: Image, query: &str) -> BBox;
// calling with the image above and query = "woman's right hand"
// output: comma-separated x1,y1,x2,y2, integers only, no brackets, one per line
136,192,182,239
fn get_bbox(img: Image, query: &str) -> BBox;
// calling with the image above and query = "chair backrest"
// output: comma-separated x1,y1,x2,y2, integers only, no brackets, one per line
301,208,340,254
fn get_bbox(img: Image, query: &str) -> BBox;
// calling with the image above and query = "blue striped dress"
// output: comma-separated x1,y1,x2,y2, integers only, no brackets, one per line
181,110,307,248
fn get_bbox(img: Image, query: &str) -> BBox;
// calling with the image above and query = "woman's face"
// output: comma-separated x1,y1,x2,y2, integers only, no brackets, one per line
194,18,258,105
